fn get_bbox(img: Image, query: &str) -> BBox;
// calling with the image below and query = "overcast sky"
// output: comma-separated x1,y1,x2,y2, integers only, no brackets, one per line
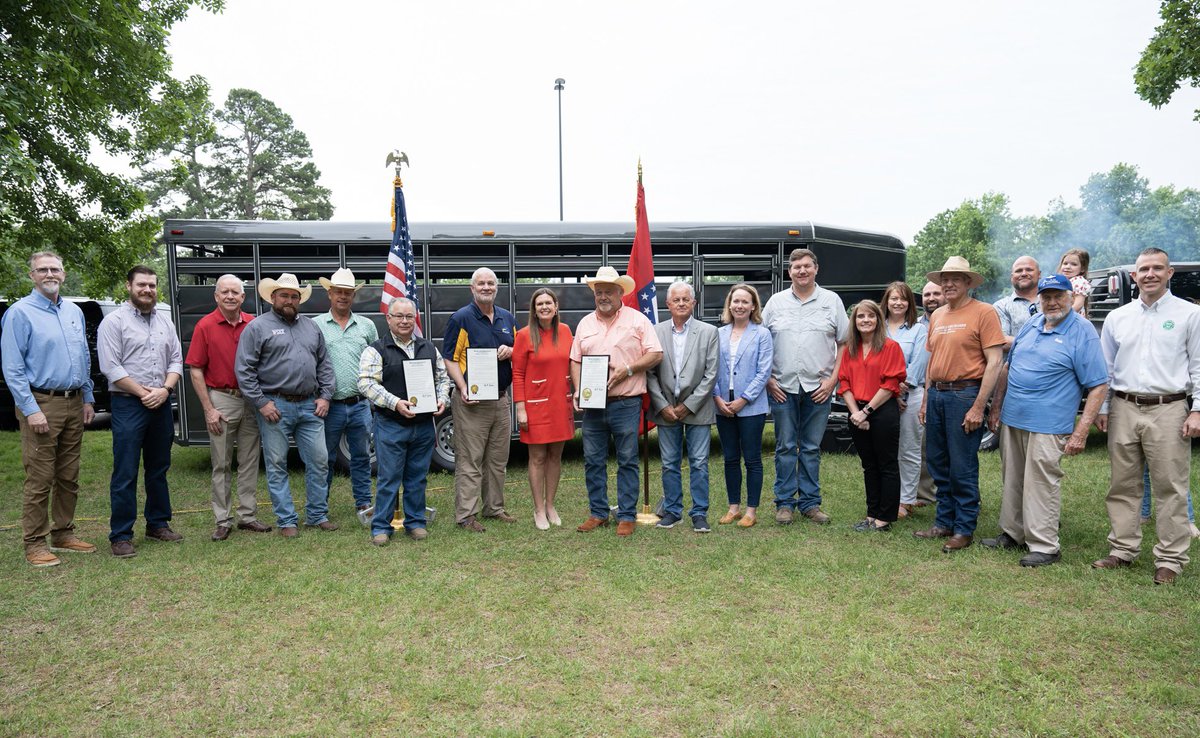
165,0,1200,243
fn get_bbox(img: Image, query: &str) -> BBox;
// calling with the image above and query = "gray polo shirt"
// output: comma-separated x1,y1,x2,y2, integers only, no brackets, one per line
235,310,335,408
97,302,183,393
762,284,849,393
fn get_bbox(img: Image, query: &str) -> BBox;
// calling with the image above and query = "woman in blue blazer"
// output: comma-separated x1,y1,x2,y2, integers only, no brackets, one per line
713,284,774,527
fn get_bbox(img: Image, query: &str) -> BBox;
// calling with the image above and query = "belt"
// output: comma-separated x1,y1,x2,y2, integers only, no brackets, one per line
609,394,641,401
209,387,242,397
932,379,982,391
277,393,313,403
30,386,83,398
1115,390,1187,406
331,396,360,405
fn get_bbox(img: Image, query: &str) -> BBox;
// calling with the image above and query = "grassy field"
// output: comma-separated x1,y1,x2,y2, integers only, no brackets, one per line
1,428,1198,737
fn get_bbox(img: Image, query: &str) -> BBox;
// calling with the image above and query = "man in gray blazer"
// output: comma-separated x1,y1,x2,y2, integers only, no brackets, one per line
648,282,720,532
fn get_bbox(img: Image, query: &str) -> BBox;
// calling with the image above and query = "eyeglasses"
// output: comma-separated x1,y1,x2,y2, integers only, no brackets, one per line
389,314,417,321
32,267,64,275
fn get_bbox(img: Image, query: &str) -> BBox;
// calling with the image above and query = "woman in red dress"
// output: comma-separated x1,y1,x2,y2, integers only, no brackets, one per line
512,288,575,530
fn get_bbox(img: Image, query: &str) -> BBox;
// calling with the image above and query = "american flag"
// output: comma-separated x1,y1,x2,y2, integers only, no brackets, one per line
381,178,421,335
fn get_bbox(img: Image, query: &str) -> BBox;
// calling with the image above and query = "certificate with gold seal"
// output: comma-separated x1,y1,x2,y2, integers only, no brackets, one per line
579,354,609,409
466,348,500,401
402,359,437,414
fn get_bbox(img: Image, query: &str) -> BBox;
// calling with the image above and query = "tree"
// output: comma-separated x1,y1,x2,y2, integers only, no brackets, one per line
138,88,334,220
0,0,224,297
1135,0,1200,121
906,193,1018,297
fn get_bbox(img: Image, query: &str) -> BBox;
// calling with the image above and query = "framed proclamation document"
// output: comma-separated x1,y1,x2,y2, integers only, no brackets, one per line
402,359,438,414
579,354,610,409
465,347,500,401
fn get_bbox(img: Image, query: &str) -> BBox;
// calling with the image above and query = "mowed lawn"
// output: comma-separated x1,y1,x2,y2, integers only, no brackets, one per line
1,427,1197,737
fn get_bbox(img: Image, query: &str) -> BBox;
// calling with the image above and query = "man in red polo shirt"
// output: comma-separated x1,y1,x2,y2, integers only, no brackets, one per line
186,275,271,541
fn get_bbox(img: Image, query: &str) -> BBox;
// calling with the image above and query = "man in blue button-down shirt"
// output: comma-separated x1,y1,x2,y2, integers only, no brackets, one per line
1,251,97,567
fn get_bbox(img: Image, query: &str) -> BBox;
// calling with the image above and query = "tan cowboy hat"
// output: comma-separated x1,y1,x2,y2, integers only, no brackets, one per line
258,273,312,304
318,267,363,292
926,256,985,289
584,265,636,294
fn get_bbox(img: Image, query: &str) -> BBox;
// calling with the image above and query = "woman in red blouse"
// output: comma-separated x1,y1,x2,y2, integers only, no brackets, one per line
837,300,908,532
512,288,575,530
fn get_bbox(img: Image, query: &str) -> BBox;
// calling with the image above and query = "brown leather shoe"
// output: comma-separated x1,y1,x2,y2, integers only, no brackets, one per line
145,526,183,542
279,526,299,538
1091,555,1132,569
111,540,137,558
407,527,428,541
49,537,97,553
237,520,272,533
897,504,914,519
211,525,232,541
458,518,486,533
305,520,339,531
616,520,635,537
802,508,831,524
942,534,973,553
913,526,953,539
485,511,517,523
1153,567,1178,585
576,516,609,532
26,548,61,568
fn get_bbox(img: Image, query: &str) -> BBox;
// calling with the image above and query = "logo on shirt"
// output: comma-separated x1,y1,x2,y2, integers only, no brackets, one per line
272,329,287,336
1163,320,1175,330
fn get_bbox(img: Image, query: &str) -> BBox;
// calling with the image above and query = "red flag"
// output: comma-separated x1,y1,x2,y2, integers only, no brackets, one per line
624,163,656,433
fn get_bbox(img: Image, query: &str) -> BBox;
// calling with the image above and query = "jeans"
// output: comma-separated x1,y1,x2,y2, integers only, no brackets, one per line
1141,464,1196,523
926,385,985,536
582,396,642,521
324,399,373,508
255,395,330,528
770,389,831,513
849,398,901,522
371,415,435,536
715,413,766,507
109,394,175,542
658,422,712,519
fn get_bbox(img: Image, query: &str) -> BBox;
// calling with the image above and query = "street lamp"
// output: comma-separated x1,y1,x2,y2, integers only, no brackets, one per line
554,77,565,221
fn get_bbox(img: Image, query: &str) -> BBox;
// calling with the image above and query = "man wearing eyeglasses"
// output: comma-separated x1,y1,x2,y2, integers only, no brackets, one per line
1,252,97,567
993,256,1041,351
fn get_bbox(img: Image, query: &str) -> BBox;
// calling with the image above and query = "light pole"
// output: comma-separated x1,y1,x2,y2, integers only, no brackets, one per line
554,77,565,221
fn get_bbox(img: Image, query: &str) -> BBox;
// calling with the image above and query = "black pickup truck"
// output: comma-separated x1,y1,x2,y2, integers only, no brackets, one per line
1086,262,1200,331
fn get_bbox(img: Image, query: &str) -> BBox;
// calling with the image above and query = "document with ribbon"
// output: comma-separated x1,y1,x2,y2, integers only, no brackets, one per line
466,348,500,401
579,354,610,409
402,359,437,414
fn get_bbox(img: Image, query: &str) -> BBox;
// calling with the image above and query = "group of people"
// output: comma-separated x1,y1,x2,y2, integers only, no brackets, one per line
3,247,1197,584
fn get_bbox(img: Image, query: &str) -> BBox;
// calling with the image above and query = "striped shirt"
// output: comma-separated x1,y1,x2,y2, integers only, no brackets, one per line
316,312,379,399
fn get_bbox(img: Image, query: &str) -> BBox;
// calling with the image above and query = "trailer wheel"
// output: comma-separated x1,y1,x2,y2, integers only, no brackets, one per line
432,413,456,473
334,429,378,475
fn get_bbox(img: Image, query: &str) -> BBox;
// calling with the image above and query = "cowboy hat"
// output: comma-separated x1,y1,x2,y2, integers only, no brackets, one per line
318,267,363,292
583,265,636,294
926,256,985,289
258,273,312,304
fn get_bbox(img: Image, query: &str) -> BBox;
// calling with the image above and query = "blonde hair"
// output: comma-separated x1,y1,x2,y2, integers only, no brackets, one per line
720,283,763,324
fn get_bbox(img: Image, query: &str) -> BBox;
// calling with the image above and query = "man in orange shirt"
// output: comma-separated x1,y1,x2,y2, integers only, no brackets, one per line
915,257,1005,553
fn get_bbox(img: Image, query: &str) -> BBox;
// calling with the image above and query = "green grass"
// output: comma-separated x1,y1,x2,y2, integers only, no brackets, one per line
1,429,1198,737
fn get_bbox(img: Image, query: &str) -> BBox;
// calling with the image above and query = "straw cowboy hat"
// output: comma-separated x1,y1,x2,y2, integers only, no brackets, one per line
584,265,636,294
926,256,985,289
318,267,363,292
257,273,313,304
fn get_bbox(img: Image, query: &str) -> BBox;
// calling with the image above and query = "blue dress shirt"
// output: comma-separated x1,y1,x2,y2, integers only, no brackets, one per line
1,290,94,416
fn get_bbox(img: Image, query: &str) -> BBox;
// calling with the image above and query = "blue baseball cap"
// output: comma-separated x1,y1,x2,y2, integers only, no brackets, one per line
1037,274,1072,293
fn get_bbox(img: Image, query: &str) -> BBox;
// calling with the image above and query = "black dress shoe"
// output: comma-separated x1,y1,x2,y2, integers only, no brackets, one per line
1019,551,1060,567
981,532,1024,550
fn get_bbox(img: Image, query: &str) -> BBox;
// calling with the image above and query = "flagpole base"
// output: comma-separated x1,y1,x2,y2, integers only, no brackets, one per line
636,504,660,526
390,511,405,531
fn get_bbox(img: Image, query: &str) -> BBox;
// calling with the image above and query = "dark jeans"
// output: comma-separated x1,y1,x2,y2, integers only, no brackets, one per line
582,396,642,522
371,414,435,536
109,394,174,542
715,413,767,507
848,398,900,522
926,385,985,536
770,388,831,513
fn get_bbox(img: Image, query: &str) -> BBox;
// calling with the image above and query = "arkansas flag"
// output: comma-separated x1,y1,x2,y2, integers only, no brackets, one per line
623,163,656,432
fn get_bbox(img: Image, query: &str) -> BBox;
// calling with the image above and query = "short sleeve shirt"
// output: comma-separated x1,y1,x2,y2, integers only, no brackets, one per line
316,312,379,399
442,302,517,392
185,309,253,390
761,285,849,393
570,306,663,396
1002,311,1107,434
926,299,1006,382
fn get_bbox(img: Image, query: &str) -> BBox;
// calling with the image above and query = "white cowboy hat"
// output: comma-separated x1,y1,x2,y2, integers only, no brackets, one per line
258,273,313,304
583,265,636,294
926,256,985,289
318,267,363,292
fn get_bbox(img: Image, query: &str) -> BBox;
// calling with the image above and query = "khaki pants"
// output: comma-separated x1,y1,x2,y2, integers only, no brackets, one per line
999,425,1067,554
452,391,511,523
1106,397,1191,573
208,389,262,526
17,394,84,552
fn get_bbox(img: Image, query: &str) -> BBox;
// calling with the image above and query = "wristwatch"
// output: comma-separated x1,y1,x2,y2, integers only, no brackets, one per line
863,405,875,416
625,364,633,377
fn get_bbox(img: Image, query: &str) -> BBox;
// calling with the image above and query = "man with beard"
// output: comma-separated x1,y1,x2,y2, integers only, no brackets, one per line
442,267,518,532
235,273,336,538
914,281,944,508
2,251,97,567
993,256,1041,350
982,275,1108,567
98,265,184,558
185,274,271,541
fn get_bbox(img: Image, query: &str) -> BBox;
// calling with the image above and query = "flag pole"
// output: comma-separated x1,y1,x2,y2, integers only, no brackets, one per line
385,150,410,532
633,159,660,526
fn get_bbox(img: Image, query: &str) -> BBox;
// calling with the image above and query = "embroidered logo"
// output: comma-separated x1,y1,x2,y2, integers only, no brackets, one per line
1163,320,1175,330
272,328,286,335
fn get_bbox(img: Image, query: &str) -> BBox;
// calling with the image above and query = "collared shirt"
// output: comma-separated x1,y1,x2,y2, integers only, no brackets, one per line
993,293,1039,338
97,302,183,392
670,317,691,396
234,310,335,408
185,308,253,389
762,284,849,393
358,333,451,411
442,301,517,392
570,305,663,396
1003,311,1108,434
316,312,379,399
1100,291,1200,413
886,320,929,388
1,290,94,415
